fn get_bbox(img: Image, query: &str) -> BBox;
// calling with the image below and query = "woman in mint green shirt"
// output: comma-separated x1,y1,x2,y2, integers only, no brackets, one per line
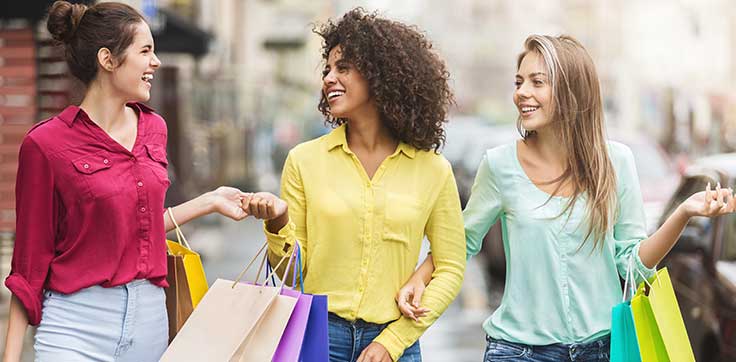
396,35,735,362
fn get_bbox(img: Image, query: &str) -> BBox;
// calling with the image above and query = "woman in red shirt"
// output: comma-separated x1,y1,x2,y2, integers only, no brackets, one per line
2,2,248,361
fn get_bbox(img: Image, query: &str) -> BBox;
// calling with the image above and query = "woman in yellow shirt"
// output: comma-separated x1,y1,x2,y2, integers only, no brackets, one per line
242,8,466,362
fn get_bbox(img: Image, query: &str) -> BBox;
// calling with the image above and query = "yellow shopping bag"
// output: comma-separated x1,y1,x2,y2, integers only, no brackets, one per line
631,267,695,362
164,208,209,341
166,240,208,307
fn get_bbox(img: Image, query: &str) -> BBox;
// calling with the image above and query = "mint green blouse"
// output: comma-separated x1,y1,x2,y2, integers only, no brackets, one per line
464,141,656,345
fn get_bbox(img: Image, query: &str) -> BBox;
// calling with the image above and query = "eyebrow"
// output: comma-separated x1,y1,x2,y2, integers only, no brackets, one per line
141,44,153,50
515,72,547,78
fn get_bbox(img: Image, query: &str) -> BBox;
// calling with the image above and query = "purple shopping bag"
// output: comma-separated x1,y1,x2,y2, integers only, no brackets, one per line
273,288,313,361
270,242,328,362
269,242,329,361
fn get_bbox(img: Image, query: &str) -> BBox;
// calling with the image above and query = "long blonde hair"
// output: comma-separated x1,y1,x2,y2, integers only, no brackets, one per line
517,35,617,251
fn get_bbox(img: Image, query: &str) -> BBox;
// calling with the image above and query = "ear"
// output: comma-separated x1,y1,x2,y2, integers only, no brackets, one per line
97,47,115,72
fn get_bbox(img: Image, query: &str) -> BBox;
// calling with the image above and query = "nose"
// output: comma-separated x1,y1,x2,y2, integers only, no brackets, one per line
151,53,162,68
515,80,532,99
323,69,337,87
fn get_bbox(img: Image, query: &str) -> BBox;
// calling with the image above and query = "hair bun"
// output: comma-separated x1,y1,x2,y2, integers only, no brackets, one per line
47,1,88,43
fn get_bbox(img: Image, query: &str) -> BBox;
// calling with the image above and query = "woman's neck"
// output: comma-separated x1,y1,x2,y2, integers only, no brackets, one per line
524,124,567,167
345,105,396,152
78,81,130,132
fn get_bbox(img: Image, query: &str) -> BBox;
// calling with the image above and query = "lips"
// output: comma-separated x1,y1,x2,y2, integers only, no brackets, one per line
520,105,539,116
327,90,345,100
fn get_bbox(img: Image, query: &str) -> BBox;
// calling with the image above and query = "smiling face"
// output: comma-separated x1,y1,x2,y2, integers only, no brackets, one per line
514,51,554,132
108,21,161,102
321,45,372,119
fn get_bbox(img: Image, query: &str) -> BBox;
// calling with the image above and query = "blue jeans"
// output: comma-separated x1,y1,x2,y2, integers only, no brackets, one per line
483,335,610,362
328,313,421,362
34,280,168,362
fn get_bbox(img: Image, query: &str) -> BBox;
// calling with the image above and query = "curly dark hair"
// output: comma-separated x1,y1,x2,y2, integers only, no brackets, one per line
314,8,454,152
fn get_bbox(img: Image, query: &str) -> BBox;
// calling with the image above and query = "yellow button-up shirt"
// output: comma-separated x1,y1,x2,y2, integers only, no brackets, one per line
265,124,466,360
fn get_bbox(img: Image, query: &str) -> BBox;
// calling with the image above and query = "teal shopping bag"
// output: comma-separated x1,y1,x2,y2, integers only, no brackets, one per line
611,301,641,362
610,256,642,362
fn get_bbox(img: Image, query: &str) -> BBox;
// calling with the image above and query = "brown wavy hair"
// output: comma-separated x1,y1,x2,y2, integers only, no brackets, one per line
314,8,454,152
517,35,617,252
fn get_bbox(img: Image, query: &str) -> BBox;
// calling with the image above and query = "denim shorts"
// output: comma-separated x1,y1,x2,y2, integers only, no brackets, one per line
328,313,421,362
33,279,168,362
483,335,610,362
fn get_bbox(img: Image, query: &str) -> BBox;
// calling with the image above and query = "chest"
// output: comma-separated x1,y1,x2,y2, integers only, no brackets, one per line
519,155,574,198
107,121,138,152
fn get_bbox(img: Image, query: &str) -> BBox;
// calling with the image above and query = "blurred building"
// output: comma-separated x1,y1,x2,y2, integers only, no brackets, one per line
340,0,736,159
2,0,736,233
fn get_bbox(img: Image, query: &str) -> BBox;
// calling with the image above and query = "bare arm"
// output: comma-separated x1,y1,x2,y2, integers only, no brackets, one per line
413,255,435,285
2,296,29,362
163,186,249,232
639,184,735,268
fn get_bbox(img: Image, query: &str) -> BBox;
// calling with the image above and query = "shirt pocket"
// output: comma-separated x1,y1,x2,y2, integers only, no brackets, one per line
71,151,120,200
382,192,421,250
144,144,170,186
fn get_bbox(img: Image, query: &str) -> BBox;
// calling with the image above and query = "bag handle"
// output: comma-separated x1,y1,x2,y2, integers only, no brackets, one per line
635,265,657,297
167,207,192,250
622,254,639,302
291,241,304,293
264,241,303,292
230,241,295,290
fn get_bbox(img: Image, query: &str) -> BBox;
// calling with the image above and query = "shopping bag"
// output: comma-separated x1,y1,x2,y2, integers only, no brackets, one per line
631,267,695,362
299,294,329,361
273,242,313,362
164,208,208,341
268,240,329,362
164,251,193,342
161,242,298,362
234,246,300,362
610,256,641,362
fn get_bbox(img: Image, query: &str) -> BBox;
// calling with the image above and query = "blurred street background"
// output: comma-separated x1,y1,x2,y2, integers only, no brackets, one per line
1,0,736,360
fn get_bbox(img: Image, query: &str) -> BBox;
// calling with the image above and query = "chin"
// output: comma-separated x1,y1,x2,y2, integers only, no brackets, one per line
329,108,348,119
520,118,550,132
133,92,151,103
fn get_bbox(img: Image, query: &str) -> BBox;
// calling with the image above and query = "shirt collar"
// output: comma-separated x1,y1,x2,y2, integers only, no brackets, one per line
325,124,416,159
58,102,155,127
58,105,82,127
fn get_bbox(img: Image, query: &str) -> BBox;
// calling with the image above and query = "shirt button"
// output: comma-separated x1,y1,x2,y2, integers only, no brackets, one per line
137,181,143,187
130,156,136,162
83,163,90,169
140,207,146,212
103,159,109,164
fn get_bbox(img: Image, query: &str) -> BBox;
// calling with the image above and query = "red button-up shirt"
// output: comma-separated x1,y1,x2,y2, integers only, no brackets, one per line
5,103,170,325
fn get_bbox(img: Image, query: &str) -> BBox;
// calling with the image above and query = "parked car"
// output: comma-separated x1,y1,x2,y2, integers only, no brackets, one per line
655,153,736,361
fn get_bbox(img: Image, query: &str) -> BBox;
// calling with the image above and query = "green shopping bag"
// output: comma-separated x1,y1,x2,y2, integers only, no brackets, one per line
610,256,641,362
631,268,695,362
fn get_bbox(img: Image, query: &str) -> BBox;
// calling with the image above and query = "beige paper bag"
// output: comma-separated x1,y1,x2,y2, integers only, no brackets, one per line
160,279,281,361
161,242,299,362
231,292,298,362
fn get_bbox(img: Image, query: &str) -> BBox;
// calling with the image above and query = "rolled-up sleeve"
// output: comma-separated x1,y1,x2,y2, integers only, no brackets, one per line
5,137,57,325
612,145,656,284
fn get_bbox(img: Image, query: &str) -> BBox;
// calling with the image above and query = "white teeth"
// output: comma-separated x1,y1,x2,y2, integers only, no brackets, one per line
142,74,153,82
521,106,538,113
327,90,345,99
